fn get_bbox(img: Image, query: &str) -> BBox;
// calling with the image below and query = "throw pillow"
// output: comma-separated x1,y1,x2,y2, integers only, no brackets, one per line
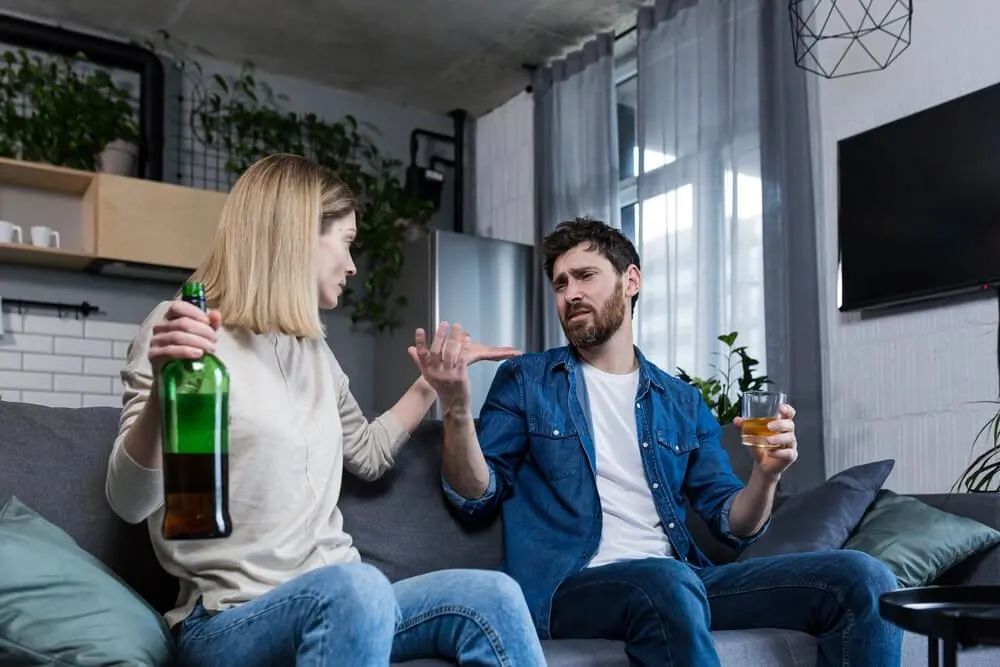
0,495,173,666
737,458,895,561
843,489,1000,588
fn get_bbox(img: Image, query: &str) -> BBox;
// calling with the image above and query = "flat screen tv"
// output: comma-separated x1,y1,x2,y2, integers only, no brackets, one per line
837,81,1000,311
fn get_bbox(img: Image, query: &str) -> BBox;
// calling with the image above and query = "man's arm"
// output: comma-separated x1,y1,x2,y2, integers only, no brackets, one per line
440,360,530,522
727,467,780,537
682,392,773,550
441,404,490,499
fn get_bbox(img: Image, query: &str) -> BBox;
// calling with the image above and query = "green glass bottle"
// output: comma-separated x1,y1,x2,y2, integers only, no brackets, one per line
158,281,232,540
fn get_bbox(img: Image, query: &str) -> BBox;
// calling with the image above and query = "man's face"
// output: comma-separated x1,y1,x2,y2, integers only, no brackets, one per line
551,244,633,349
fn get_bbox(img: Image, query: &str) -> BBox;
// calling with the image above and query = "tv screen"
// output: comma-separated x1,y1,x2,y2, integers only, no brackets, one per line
837,81,1000,311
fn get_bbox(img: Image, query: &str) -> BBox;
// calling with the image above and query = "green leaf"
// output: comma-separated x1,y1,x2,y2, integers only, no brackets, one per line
674,331,769,426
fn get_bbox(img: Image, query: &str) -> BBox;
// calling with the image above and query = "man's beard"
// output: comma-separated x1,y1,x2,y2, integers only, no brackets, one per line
561,290,628,349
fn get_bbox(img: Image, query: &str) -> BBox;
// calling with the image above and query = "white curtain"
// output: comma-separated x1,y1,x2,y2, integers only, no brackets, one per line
533,33,620,350
633,0,767,380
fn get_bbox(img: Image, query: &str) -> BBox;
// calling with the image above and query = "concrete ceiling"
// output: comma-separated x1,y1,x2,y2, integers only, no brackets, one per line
0,0,644,116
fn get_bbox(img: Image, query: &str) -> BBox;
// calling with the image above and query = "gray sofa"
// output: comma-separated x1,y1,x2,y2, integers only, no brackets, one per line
3,398,1000,666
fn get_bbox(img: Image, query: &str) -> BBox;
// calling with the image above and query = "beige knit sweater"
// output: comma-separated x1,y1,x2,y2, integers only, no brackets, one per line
105,301,409,628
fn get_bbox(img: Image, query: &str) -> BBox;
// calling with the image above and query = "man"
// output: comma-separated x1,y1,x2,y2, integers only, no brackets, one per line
409,217,902,667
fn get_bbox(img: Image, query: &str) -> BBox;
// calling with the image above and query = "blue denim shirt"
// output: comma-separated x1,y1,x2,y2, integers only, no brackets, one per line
442,346,770,638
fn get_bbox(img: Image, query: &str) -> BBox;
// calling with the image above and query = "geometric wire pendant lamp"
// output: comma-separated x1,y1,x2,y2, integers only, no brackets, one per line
789,0,913,78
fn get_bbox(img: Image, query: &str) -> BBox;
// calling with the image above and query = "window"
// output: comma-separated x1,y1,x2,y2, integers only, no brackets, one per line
614,33,766,378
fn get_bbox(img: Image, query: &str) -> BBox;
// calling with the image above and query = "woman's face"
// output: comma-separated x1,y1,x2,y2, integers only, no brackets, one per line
317,212,357,309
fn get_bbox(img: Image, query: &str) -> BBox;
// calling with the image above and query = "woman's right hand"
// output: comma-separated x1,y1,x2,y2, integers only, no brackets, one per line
148,299,222,373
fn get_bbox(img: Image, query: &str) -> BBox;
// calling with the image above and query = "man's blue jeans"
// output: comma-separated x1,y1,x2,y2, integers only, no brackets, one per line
175,562,547,666
549,549,903,667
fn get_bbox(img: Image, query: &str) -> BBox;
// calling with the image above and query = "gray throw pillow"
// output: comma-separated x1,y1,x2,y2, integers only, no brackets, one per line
737,459,895,561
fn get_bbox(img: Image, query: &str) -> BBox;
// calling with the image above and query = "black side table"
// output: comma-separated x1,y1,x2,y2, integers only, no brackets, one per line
880,586,1000,667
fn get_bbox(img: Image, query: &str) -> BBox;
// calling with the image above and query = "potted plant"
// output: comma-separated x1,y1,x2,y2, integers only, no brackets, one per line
0,49,139,173
954,404,1000,493
674,331,771,480
675,331,772,427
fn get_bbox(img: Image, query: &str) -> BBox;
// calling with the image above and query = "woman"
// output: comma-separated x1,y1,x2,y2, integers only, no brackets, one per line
105,153,546,666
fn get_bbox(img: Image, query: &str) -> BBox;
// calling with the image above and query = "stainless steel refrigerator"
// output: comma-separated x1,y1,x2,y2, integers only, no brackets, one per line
373,229,538,420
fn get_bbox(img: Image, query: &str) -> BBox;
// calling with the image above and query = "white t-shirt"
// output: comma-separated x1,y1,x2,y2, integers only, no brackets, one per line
583,362,673,568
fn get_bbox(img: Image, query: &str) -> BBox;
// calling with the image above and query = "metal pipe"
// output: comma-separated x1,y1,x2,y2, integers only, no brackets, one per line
449,109,468,234
409,128,454,165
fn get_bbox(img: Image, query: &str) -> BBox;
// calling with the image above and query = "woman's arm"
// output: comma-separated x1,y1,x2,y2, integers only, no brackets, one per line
338,370,436,481
105,305,170,524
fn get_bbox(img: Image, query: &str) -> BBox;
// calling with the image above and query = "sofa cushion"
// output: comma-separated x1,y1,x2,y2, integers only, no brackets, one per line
0,400,178,614
844,489,1000,587
737,459,894,561
0,496,173,666
914,492,1000,587
340,420,505,582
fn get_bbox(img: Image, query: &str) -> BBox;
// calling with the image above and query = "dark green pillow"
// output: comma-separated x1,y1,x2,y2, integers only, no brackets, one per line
844,489,1000,588
0,495,173,666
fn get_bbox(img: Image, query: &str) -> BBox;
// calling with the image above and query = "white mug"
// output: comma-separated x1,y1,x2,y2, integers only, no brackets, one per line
0,221,22,244
29,225,60,248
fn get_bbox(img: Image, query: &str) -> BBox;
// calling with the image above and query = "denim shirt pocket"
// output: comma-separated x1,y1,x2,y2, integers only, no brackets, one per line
654,428,700,484
527,414,581,482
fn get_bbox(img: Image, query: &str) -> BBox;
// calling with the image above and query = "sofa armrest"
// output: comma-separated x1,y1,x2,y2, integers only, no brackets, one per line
912,493,1000,586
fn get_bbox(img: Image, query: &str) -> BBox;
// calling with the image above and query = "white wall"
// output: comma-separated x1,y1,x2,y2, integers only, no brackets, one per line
0,310,134,408
474,91,535,245
815,0,1000,493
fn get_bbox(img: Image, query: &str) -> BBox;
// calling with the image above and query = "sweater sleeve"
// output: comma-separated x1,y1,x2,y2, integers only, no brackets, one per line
105,302,170,525
330,350,409,482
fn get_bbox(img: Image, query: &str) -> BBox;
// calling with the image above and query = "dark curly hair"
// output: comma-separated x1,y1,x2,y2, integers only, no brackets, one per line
541,217,641,313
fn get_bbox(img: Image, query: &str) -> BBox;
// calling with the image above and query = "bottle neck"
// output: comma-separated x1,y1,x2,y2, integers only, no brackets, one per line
182,295,207,313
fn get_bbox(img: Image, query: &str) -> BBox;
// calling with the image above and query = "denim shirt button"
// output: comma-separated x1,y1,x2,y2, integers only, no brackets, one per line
652,482,659,489
674,445,679,452
552,429,560,436
642,442,649,448
668,522,676,529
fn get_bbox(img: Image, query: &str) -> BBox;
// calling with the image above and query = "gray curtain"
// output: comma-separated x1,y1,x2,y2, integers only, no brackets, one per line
532,33,620,350
759,0,825,492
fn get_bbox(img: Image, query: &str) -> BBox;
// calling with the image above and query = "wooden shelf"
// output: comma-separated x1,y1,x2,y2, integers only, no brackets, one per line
0,158,228,274
0,242,94,271
0,157,94,196
94,174,228,270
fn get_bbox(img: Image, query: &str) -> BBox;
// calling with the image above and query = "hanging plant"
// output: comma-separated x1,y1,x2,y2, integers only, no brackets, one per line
171,53,434,334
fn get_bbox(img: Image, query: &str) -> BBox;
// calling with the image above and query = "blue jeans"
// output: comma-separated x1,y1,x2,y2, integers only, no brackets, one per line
175,563,547,666
549,550,903,667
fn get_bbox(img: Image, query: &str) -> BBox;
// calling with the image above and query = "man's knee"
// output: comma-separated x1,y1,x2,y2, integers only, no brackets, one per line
823,550,898,611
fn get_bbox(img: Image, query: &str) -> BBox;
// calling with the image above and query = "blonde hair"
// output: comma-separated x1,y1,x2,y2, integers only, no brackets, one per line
190,153,357,339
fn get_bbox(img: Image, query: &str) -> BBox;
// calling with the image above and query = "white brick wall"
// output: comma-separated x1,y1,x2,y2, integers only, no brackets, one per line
815,0,1000,493
475,91,535,246
0,311,136,409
